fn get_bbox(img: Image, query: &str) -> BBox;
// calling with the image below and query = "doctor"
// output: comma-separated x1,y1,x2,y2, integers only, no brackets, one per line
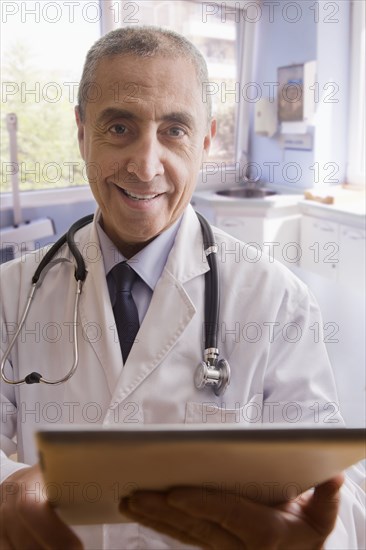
0,26,365,550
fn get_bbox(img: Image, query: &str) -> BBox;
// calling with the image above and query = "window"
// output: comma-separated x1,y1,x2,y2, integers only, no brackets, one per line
1,2,100,192
347,0,365,187
1,0,241,193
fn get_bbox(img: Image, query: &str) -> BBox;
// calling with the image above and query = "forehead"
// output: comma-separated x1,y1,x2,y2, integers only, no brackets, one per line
87,54,204,120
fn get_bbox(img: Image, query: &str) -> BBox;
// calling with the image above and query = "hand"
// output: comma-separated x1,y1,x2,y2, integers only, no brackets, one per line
120,474,344,550
0,464,83,549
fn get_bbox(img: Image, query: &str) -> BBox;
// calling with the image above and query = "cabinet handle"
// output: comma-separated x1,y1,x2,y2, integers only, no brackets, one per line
317,225,334,233
313,223,334,232
222,221,244,227
342,230,365,240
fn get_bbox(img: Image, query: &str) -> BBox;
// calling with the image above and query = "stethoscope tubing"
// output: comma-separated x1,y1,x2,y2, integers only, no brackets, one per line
1,212,228,391
1,216,93,386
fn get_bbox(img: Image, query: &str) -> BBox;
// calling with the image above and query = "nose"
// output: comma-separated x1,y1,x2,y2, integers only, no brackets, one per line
126,132,164,182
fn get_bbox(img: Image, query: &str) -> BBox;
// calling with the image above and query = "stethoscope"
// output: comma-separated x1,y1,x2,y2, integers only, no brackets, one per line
1,212,231,395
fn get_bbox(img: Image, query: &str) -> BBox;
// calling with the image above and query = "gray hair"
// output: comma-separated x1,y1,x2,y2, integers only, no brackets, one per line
77,25,212,124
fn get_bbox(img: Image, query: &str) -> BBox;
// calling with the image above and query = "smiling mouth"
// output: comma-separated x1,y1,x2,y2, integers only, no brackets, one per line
120,187,161,201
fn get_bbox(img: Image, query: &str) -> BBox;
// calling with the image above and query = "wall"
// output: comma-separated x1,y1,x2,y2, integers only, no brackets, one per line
314,1,351,185
249,0,350,190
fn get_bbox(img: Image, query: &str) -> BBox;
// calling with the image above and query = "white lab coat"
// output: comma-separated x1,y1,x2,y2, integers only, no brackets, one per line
1,205,365,549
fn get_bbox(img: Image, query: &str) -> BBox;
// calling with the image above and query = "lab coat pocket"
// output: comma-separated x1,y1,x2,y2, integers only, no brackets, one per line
185,394,263,425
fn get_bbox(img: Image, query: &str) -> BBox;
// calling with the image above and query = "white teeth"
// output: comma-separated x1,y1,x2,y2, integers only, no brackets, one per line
123,189,159,200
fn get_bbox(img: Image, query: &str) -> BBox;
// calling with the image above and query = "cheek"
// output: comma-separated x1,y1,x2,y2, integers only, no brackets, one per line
169,167,197,210
171,145,202,182
86,148,121,182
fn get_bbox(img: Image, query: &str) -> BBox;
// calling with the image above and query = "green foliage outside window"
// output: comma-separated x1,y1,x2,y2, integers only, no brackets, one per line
1,43,85,192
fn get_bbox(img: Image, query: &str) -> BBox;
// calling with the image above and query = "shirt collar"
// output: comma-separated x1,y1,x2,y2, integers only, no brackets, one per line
96,211,182,291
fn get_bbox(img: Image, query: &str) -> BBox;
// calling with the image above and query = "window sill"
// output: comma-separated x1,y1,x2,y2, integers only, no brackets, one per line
0,186,94,211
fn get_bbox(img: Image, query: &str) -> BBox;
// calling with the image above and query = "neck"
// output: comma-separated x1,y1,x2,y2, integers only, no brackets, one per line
100,218,155,259
115,240,152,259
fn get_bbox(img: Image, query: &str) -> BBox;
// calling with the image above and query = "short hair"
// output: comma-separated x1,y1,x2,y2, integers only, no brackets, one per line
77,25,212,125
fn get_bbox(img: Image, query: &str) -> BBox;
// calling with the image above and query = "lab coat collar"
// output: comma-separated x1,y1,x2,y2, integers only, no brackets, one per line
76,204,210,404
164,203,210,283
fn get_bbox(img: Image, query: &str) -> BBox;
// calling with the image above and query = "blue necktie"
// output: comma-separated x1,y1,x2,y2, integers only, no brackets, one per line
110,262,140,362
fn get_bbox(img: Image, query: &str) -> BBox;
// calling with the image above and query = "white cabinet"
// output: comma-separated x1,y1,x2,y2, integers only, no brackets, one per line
215,215,262,243
300,214,365,292
215,211,301,267
300,216,338,280
192,192,365,291
191,191,301,268
338,225,366,291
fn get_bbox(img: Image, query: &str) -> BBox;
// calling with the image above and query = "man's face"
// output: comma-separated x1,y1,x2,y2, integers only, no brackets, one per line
76,54,216,256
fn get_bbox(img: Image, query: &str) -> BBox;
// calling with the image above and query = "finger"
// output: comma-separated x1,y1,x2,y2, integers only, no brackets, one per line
121,491,244,550
120,495,205,548
18,500,83,549
167,486,278,542
120,509,205,548
302,474,344,537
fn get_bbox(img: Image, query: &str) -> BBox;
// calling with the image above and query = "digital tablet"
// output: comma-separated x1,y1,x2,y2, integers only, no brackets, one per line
35,424,365,525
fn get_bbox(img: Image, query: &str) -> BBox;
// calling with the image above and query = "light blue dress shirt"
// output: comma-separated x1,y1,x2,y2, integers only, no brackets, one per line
96,215,182,324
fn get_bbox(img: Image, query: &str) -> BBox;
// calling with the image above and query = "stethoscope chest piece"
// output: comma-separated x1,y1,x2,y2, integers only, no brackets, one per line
194,358,231,396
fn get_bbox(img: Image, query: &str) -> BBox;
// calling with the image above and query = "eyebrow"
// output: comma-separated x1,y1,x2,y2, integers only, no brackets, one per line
96,108,196,129
96,108,137,126
161,111,196,129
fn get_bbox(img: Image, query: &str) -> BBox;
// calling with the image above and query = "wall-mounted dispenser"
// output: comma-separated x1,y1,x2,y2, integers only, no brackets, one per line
277,61,317,123
254,97,278,138
277,61,316,145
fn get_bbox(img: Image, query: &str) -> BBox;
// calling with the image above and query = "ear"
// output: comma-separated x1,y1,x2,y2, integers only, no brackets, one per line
202,118,217,160
75,106,85,160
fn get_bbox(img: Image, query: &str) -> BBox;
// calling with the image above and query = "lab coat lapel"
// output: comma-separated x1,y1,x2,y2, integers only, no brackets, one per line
77,219,123,396
109,205,210,404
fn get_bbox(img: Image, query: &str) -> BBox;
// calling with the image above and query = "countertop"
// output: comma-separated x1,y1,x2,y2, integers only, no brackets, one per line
193,189,300,209
192,186,365,226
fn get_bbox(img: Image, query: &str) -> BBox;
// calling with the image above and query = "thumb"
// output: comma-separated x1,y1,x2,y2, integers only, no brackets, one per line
304,473,344,536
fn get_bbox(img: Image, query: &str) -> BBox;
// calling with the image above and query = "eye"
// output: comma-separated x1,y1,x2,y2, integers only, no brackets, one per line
110,124,128,135
167,127,186,138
